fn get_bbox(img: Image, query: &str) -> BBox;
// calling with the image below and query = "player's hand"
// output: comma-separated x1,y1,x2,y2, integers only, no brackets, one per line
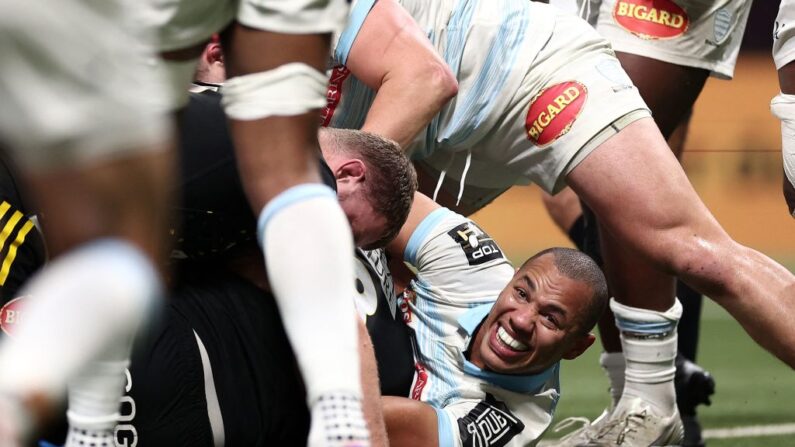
308,391,371,447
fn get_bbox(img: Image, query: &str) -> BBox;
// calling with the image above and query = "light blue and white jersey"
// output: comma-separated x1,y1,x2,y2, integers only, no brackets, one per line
327,0,555,162
399,207,560,447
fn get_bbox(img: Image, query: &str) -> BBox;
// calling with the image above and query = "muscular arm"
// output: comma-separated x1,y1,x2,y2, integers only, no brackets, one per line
382,396,439,447
347,0,458,149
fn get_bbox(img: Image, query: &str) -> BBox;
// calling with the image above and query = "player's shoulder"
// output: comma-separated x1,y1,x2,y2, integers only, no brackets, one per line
407,208,507,268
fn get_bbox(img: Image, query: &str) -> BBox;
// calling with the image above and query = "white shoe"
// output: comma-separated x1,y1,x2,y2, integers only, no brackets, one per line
576,397,684,446
307,391,371,447
547,408,613,446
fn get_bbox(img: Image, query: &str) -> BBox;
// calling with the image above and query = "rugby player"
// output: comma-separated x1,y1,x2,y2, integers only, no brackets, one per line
772,0,795,217
22,87,417,445
117,95,418,445
0,2,174,445
134,0,391,441
381,192,608,447
325,0,795,444
542,0,752,442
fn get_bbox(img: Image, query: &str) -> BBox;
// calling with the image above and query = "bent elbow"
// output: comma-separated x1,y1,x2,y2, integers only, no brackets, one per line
416,61,457,109
435,63,458,103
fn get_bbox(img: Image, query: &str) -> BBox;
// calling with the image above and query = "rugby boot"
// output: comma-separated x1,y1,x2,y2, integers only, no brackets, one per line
547,408,613,446
675,355,715,447
572,397,684,446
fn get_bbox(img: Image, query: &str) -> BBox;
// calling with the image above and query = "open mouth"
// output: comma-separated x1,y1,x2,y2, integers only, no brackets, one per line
496,325,529,352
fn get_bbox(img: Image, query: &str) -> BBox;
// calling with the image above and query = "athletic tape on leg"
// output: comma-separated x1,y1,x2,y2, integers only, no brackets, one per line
610,298,683,337
222,63,327,120
771,93,795,209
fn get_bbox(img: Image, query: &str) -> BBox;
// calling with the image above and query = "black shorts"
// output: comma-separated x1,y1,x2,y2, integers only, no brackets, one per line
124,267,310,447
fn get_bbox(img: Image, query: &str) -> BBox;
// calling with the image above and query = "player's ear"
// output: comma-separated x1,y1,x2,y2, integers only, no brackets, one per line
562,332,595,360
335,159,366,184
206,42,224,65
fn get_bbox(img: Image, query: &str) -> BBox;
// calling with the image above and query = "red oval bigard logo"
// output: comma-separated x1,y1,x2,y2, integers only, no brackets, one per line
0,296,27,338
613,0,689,39
525,81,587,147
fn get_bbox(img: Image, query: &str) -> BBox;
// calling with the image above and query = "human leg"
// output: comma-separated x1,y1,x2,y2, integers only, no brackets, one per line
0,0,174,443
220,8,369,445
568,117,795,368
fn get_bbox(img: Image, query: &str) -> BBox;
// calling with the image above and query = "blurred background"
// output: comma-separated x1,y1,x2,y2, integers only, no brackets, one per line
474,2,795,445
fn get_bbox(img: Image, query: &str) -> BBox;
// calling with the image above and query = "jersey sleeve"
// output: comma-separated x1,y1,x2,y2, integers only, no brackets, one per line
0,159,46,307
333,0,378,65
403,208,514,306
434,390,558,447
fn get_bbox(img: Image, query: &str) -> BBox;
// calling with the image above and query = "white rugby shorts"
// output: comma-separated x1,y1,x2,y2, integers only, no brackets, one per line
579,0,752,79
774,0,795,69
0,0,171,169
417,10,649,209
140,0,349,52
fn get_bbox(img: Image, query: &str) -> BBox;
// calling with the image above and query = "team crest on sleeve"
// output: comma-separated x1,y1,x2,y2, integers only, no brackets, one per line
0,296,27,338
447,222,504,266
613,0,689,40
457,393,525,447
525,81,587,147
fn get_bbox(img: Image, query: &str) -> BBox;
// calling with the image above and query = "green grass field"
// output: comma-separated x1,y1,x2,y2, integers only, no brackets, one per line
540,298,795,446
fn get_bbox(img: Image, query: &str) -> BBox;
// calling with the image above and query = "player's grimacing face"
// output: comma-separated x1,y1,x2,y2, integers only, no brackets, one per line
475,254,592,375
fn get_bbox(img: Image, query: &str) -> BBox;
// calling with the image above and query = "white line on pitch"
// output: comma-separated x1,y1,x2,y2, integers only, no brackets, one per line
703,423,795,439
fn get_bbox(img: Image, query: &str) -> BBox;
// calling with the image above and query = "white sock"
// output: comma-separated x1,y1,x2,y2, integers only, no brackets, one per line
599,351,625,409
259,184,362,404
64,356,131,447
0,239,160,439
611,298,682,415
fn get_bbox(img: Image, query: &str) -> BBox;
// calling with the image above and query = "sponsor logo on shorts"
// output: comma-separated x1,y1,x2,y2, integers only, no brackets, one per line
525,81,587,147
457,393,525,447
447,222,504,266
320,65,351,127
0,296,27,338
613,0,689,40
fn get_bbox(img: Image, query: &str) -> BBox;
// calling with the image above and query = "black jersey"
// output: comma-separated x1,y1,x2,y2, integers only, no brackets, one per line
174,91,414,396
0,156,45,312
355,248,414,396
172,90,336,264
